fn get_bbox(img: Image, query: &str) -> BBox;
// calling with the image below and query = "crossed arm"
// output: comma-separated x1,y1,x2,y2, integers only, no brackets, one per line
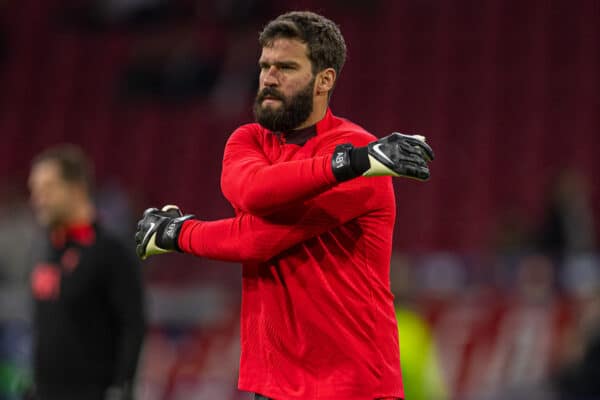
134,127,426,262
220,124,373,216
179,175,389,263
173,127,384,263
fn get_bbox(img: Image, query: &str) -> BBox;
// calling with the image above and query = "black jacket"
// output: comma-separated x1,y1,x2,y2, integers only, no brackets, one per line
31,223,145,398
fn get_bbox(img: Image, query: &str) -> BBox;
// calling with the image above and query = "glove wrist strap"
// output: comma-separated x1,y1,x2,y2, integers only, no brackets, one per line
157,215,196,252
349,146,370,176
331,143,371,182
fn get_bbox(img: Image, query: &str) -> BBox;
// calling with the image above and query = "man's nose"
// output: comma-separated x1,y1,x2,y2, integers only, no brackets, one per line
262,66,279,86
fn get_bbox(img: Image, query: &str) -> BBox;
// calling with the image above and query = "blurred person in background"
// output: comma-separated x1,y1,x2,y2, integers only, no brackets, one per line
537,169,596,259
554,255,600,399
390,254,448,400
28,145,145,400
135,10,434,400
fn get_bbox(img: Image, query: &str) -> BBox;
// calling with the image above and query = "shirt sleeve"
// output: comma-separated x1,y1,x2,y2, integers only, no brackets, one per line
179,174,393,263
106,239,146,386
221,125,355,216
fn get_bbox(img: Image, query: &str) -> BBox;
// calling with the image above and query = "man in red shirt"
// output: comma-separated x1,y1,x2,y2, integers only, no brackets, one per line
135,11,433,400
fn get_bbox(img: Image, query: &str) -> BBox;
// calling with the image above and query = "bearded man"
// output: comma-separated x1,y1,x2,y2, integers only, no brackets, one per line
135,11,434,400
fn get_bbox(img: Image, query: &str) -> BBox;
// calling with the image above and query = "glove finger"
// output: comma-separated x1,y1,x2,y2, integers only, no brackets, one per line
418,167,430,180
161,204,182,215
400,140,434,162
134,230,143,245
397,153,428,166
412,141,434,161
413,165,430,180
143,207,159,217
401,164,430,180
135,243,146,259
398,141,424,157
162,209,183,218
393,133,434,161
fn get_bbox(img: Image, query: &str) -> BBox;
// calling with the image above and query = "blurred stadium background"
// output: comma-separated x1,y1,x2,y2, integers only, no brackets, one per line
0,0,599,399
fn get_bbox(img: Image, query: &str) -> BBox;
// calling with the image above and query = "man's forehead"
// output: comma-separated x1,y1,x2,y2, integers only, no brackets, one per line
30,160,62,182
259,37,309,61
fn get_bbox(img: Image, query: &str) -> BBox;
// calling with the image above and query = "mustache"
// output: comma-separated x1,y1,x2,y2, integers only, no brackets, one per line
257,87,286,103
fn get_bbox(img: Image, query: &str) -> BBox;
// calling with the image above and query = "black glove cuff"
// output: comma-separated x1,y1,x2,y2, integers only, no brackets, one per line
331,143,370,182
332,144,356,182
349,146,370,176
158,215,196,252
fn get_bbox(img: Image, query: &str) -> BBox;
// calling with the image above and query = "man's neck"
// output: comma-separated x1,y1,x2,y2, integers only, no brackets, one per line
295,104,327,130
63,201,95,227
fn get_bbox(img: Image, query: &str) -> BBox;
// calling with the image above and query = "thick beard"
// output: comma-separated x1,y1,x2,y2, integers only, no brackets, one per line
253,78,315,132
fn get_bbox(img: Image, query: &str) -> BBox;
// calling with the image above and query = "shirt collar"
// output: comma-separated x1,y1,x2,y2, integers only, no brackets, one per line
50,222,96,248
279,108,335,146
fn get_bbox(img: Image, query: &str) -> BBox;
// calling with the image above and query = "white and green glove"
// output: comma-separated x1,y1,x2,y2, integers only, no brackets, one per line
331,132,434,182
134,205,196,260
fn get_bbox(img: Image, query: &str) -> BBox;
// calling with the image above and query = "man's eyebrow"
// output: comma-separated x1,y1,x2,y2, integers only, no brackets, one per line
259,60,301,68
277,61,300,68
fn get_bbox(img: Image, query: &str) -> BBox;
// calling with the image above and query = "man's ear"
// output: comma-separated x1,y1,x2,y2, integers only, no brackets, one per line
316,68,336,96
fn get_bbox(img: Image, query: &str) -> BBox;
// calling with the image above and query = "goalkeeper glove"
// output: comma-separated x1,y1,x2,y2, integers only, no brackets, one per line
135,205,196,260
331,132,434,182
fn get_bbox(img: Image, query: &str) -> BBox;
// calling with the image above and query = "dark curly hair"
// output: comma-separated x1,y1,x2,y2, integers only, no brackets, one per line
259,11,347,77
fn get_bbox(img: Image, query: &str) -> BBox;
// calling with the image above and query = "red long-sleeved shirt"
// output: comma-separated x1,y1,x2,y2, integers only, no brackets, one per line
178,109,403,399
